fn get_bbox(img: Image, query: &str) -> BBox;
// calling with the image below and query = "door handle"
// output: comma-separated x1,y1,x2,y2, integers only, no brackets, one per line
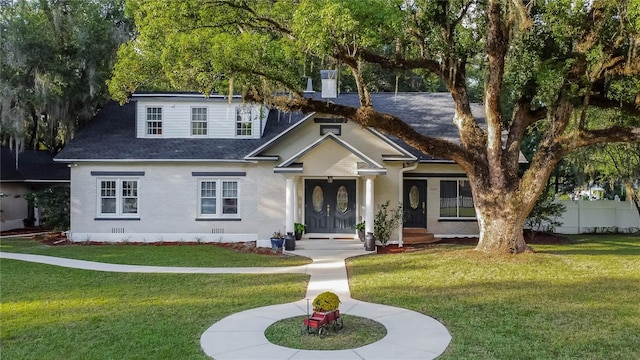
327,204,330,217
422,202,425,214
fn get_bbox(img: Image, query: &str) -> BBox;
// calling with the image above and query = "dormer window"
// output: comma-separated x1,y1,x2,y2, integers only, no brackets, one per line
146,107,162,135
236,106,253,137
191,107,208,136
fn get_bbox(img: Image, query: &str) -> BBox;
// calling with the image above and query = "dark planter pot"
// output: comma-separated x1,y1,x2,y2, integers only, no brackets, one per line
294,230,302,240
270,238,284,250
357,229,365,242
285,232,296,251
364,232,375,251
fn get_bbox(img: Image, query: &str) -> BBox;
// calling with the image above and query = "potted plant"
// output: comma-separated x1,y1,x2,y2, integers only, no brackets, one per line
373,201,403,246
294,223,306,240
355,221,366,241
270,230,285,250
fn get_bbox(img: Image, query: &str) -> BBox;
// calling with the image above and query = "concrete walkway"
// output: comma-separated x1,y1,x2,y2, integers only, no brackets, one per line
0,240,451,359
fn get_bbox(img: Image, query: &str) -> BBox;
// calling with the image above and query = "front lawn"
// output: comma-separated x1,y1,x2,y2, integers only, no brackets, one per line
0,259,308,360
347,234,640,359
3,234,638,359
0,237,310,267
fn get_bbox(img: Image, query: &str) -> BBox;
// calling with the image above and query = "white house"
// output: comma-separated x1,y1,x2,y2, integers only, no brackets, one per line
55,91,485,247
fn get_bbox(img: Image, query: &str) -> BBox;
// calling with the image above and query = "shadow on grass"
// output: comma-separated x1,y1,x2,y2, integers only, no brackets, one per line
347,238,640,359
538,235,640,256
0,260,309,360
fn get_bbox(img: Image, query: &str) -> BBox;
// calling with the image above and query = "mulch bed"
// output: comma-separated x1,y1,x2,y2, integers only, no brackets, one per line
436,230,569,246
377,230,569,254
4,228,568,256
0,227,46,237
1,228,286,256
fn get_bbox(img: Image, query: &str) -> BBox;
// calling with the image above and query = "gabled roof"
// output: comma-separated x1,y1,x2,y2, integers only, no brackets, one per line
1,147,69,182
274,133,386,175
55,92,485,163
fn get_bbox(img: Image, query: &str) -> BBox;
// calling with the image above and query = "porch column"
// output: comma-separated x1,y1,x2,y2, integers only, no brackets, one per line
364,176,375,235
285,176,295,234
293,178,299,224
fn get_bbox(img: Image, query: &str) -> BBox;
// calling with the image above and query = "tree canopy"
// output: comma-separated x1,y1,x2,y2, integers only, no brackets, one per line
1,0,131,152
110,0,640,253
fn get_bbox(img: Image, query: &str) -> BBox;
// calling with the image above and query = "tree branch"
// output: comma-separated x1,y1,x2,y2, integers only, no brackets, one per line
245,92,476,168
587,93,640,117
350,48,443,76
453,0,475,29
560,126,640,156
485,0,509,185
202,0,294,38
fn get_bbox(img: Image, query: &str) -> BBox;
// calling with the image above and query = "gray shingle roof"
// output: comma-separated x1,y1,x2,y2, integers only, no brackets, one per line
1,147,69,182
55,101,308,161
56,93,480,162
305,92,484,161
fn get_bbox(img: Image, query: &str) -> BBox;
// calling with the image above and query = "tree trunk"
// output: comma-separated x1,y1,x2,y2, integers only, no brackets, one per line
475,202,531,253
624,182,640,225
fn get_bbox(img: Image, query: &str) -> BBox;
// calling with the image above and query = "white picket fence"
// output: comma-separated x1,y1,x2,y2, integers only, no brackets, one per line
551,199,640,234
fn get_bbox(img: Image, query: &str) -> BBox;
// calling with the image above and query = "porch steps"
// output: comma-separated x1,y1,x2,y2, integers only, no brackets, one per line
402,228,437,245
292,236,364,254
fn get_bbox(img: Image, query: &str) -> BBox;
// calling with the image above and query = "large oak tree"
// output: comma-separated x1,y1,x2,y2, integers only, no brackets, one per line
110,0,640,254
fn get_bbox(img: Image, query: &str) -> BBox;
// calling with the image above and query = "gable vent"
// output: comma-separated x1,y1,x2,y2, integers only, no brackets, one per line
320,125,341,136
111,228,125,233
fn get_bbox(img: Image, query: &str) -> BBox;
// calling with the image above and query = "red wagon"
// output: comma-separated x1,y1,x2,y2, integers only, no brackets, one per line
302,309,343,336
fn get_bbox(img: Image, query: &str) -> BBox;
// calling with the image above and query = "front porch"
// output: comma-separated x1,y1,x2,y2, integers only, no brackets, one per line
282,229,438,252
280,176,379,243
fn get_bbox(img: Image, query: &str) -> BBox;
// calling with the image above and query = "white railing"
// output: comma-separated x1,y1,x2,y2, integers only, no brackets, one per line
439,197,474,209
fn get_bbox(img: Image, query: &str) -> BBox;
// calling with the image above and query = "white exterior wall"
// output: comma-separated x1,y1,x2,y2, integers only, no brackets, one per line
553,199,640,234
407,164,480,237
0,183,29,231
67,160,479,244
68,161,285,243
135,99,265,139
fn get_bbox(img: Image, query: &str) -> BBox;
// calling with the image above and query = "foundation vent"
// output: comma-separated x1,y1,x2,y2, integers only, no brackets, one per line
211,228,225,234
111,228,125,233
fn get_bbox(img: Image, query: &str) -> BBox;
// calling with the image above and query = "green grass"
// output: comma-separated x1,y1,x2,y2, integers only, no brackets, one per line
0,259,309,360
265,315,386,350
3,234,639,359
0,237,311,267
347,234,640,360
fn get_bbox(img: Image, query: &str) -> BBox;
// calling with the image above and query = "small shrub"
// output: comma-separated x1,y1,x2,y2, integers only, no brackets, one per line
526,186,565,238
373,201,403,245
25,187,70,231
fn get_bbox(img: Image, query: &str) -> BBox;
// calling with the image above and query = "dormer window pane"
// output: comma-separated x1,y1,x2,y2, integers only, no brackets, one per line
146,107,162,135
236,107,253,136
191,107,207,135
